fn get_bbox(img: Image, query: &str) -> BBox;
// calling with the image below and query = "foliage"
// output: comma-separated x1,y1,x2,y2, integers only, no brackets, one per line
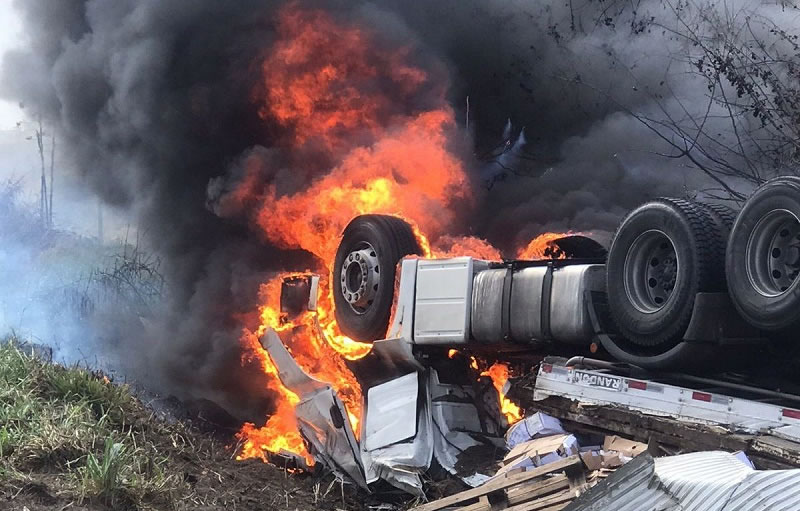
0,339,181,509
559,0,800,200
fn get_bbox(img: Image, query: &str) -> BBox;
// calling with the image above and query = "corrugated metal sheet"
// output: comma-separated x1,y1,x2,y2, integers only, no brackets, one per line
566,451,800,511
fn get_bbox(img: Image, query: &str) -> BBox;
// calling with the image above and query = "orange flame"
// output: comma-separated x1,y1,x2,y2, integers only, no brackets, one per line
434,235,502,260
236,330,311,465
481,363,522,424
236,5,490,466
236,276,365,465
469,356,480,371
517,232,573,260
236,5,538,466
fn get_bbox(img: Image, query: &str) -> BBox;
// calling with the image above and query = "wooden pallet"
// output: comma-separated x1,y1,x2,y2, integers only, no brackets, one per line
410,456,586,511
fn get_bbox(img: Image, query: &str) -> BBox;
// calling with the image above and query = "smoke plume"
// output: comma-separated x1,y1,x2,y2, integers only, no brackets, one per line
1,0,790,419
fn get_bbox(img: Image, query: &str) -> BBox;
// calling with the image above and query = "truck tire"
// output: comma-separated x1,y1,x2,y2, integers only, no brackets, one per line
726,176,800,331
333,215,422,341
606,198,725,354
695,201,738,291
696,201,737,234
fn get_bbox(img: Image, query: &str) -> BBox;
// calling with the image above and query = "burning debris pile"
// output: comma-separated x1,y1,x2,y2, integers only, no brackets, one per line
234,271,527,492
221,5,549,475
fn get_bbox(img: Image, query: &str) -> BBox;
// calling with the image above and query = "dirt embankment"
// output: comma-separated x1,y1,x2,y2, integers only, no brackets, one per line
0,341,381,511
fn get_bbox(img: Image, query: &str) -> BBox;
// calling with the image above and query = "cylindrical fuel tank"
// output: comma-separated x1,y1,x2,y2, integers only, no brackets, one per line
470,269,506,343
471,264,605,345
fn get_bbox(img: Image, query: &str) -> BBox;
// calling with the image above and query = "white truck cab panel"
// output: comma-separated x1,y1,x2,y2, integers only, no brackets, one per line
413,257,489,344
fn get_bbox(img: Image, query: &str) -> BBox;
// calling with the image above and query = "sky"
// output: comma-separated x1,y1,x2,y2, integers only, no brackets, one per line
0,0,23,129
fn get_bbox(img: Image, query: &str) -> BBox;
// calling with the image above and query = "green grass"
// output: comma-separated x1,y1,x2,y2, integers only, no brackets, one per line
0,338,369,511
0,339,182,509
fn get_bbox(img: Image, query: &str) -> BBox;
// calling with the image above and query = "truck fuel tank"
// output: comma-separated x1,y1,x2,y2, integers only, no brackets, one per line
471,263,605,345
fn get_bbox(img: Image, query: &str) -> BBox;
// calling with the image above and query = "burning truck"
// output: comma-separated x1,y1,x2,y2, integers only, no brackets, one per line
208,4,800,496
9,0,800,504
237,174,800,495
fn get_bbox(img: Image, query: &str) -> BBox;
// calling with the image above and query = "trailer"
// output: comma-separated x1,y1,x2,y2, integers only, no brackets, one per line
520,357,800,470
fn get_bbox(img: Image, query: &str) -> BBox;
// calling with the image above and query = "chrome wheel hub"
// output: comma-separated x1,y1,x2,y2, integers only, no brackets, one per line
624,230,680,313
746,209,800,297
340,243,380,313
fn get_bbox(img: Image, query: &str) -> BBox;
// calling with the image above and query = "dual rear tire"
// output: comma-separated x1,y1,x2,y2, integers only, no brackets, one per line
725,176,800,331
604,198,728,366
607,176,800,368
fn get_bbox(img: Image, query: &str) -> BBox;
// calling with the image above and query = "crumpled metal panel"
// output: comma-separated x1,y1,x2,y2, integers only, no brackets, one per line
260,329,368,490
566,451,800,511
724,470,800,511
654,451,752,511
360,371,433,497
357,332,432,496
565,454,676,511
364,372,419,451
428,369,505,483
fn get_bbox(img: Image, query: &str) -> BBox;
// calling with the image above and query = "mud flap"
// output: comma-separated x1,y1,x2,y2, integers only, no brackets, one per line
260,329,368,489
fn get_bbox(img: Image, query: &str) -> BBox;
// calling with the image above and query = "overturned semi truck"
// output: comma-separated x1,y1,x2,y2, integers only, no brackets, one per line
334,176,800,369
263,176,800,493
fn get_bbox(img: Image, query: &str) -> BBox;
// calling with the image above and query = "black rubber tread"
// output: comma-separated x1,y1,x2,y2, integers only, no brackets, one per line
374,215,421,270
384,216,421,257
333,215,422,341
694,201,739,290
695,201,738,232
726,176,800,331
651,198,727,293
606,197,726,352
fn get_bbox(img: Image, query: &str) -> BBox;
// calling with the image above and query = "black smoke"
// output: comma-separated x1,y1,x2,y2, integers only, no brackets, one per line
1,0,294,420
0,0,785,418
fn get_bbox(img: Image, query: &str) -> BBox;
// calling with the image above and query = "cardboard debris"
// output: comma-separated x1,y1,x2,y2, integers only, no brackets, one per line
602,435,647,458
579,435,647,471
505,412,566,449
580,450,623,471
409,456,583,511
414,411,654,511
495,433,579,477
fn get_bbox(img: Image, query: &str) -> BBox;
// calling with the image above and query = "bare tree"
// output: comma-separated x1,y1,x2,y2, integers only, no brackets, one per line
32,118,56,227
550,0,800,202
636,0,800,199
34,117,49,227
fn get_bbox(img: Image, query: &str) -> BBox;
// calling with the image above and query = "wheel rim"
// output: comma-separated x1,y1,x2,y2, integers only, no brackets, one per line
339,242,381,314
623,230,680,314
745,209,800,297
